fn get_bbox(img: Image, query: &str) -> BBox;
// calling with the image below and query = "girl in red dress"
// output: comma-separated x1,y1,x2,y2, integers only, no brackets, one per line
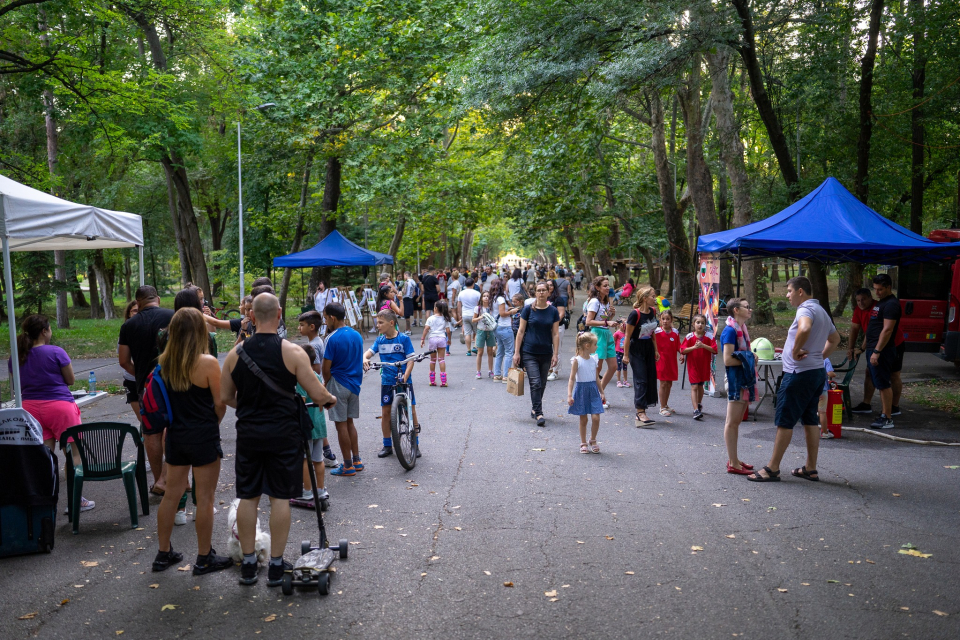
679,314,718,420
654,310,681,416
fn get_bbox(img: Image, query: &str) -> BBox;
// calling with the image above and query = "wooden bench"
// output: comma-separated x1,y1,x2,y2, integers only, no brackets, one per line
675,303,694,333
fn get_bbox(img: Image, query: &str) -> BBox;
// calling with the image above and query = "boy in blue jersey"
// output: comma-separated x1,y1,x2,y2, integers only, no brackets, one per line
363,310,420,459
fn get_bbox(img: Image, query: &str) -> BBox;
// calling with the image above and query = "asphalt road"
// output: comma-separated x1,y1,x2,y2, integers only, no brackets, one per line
2,330,959,639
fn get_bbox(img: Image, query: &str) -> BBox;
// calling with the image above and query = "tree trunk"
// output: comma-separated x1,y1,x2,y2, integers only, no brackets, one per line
87,263,100,319
640,247,661,290
909,0,925,234
309,157,341,291
280,152,314,318
162,157,192,287
388,212,406,257
69,268,88,308
93,250,117,319
54,250,69,328
730,0,800,197
124,254,132,301
647,92,696,305
460,230,474,267
833,263,864,317
707,48,773,323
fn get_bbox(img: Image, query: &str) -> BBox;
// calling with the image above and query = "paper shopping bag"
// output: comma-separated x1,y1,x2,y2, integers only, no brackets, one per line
507,367,525,396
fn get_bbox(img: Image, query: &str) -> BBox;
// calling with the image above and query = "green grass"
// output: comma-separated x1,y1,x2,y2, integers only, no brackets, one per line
902,380,960,418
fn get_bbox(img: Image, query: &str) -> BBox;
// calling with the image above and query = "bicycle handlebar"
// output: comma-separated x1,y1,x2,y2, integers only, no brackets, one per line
366,350,436,371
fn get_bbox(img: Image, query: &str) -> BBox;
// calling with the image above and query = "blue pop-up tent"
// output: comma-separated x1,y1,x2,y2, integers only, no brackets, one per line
273,230,394,267
697,177,960,265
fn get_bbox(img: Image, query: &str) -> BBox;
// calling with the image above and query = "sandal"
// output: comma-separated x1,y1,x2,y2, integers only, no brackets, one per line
150,485,165,497
580,443,590,454
727,462,752,476
635,412,656,428
589,439,600,454
792,466,819,481
746,466,781,482
659,409,672,417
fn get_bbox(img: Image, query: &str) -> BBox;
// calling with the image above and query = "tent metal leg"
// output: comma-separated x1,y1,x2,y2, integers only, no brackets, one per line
138,245,145,287
735,250,742,298
3,235,22,407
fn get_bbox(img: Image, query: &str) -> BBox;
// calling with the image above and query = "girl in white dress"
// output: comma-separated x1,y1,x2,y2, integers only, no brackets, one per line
567,332,605,454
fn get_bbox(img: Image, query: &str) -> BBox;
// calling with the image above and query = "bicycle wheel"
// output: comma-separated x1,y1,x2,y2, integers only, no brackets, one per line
390,393,416,470
219,308,242,320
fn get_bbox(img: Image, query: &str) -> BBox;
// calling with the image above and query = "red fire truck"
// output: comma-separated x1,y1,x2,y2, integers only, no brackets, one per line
898,229,960,362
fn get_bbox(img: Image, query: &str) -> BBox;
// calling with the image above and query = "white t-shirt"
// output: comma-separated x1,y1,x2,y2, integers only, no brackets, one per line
507,278,524,299
571,354,599,382
425,314,448,339
314,289,334,313
495,296,512,328
403,278,417,299
586,298,615,322
459,288,481,317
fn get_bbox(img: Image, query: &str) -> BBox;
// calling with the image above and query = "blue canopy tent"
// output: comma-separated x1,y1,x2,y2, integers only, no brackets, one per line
697,177,960,266
273,230,394,267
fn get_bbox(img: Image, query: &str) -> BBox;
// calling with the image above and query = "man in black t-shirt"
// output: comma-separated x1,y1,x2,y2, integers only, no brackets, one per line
118,285,175,490
864,274,900,429
419,265,440,314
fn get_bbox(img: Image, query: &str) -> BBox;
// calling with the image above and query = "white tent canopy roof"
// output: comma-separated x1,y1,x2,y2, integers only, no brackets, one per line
0,173,143,250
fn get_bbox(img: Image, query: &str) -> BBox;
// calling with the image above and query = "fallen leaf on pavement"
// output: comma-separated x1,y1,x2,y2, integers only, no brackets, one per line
192,586,200,591
892,493,901,497
711,504,726,508
944,466,958,470
562,584,570,588
161,605,178,611
900,607,910,611
827,580,839,583
483,571,491,576
531,448,546,452
767,507,777,512
454,527,462,531
725,535,736,539
149,584,159,589
624,571,635,575
503,582,514,587
73,585,84,588
933,610,948,616
264,614,276,622
60,599,69,605
116,632,124,636
177,565,191,571
368,504,378,508
605,536,614,540
549,597,559,602
801,583,810,586
429,556,440,561
374,526,384,529
898,549,932,558
81,561,98,567
901,542,917,549
576,541,585,544
777,588,788,593
691,546,703,551
544,590,557,597
18,612,38,620
865,559,875,564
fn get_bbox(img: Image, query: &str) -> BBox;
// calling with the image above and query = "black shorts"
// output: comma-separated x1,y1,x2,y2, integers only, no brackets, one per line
165,435,223,467
867,347,896,390
424,297,439,314
892,342,905,373
775,368,825,429
235,437,302,500
690,381,704,387
403,297,415,318
123,379,138,404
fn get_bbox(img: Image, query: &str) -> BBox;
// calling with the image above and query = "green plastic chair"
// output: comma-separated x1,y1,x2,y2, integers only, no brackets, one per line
831,355,860,419
60,423,149,534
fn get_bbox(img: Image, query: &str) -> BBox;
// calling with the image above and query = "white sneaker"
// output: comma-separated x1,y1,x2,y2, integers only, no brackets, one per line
602,402,610,410
174,510,187,526
316,488,329,501
301,489,314,500
65,497,96,514
546,372,558,381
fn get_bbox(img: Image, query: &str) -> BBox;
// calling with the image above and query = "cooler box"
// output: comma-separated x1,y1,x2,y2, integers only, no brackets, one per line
0,408,59,557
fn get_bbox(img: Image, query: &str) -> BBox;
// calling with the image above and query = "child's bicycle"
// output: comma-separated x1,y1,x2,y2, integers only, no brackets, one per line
366,350,435,470
207,300,242,320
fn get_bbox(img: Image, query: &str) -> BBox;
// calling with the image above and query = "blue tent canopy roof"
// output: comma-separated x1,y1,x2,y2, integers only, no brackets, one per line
696,177,960,265
273,230,394,267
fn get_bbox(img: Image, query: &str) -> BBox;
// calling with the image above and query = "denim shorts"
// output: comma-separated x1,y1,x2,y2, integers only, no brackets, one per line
775,368,826,429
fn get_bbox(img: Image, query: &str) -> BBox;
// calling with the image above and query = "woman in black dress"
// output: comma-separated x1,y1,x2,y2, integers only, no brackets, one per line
622,287,660,427
512,282,560,426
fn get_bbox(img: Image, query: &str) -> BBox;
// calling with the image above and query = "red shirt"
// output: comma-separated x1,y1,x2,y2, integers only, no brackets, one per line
853,303,903,347
654,328,680,381
681,332,716,384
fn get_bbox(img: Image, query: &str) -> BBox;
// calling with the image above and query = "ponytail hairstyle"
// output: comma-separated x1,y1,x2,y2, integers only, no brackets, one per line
17,314,50,367
434,300,452,323
634,286,655,309
575,330,598,357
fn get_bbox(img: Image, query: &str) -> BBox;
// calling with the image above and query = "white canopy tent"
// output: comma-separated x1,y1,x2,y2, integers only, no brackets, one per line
1,173,145,407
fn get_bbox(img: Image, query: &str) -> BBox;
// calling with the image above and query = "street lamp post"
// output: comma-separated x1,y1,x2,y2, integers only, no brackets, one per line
237,103,275,301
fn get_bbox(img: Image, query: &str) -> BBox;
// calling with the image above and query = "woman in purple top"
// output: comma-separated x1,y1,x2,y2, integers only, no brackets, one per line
10,314,95,511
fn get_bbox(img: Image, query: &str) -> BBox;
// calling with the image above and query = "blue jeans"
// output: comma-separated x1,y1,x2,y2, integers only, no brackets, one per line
494,325,515,377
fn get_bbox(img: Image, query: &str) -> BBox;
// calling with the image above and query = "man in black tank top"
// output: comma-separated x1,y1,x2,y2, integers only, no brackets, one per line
220,293,337,587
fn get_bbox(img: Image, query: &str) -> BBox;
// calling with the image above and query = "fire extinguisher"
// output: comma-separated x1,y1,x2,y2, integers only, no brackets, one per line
826,387,843,438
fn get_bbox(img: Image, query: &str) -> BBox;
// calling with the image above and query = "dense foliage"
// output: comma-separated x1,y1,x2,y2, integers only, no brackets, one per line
1,0,957,319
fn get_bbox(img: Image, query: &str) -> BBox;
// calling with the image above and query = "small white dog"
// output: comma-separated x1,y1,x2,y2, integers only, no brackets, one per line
225,499,271,565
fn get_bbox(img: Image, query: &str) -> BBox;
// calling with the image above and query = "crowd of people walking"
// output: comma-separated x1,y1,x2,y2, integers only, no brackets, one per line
10,256,904,589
